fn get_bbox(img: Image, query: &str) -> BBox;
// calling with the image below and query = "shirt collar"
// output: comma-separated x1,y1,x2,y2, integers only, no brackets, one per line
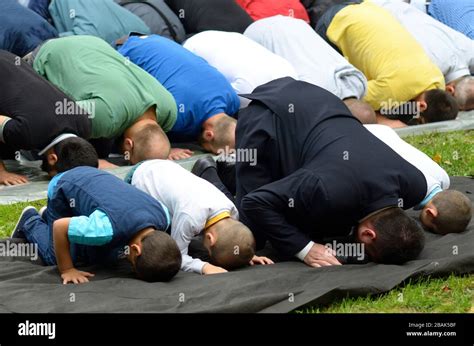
124,161,145,184
414,185,443,210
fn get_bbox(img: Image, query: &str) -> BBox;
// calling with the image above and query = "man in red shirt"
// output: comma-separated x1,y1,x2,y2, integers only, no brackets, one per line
236,0,310,22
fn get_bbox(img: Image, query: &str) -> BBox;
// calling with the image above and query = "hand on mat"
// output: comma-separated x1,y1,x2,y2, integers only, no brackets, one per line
304,243,341,268
249,255,274,266
168,148,194,161
61,268,95,284
0,171,28,186
202,263,228,275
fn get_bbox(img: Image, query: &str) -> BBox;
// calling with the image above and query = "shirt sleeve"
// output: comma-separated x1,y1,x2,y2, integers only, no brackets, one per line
295,241,315,261
171,212,207,274
0,117,11,143
334,65,368,100
68,210,114,246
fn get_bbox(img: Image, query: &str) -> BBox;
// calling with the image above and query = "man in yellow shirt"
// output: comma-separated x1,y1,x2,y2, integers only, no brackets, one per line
315,0,458,128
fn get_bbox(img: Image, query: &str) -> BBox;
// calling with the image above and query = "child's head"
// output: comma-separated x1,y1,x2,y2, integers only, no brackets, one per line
41,135,98,176
420,190,472,234
128,229,182,282
204,218,255,270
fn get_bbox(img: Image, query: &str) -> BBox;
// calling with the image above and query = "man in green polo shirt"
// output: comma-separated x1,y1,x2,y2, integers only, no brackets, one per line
33,35,177,163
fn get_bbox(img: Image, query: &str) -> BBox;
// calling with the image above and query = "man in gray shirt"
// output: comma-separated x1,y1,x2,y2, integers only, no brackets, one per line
244,15,375,123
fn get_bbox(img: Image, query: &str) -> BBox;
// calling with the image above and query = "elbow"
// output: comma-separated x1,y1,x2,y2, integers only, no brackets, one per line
240,195,256,216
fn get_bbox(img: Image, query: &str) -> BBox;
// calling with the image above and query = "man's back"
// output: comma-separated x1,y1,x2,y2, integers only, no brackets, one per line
49,0,150,43
33,35,177,138
428,0,474,39
327,1,444,110
238,78,427,236
0,0,58,56
184,31,297,108
0,50,90,150
373,0,473,83
244,15,367,100
165,0,253,35
118,35,239,139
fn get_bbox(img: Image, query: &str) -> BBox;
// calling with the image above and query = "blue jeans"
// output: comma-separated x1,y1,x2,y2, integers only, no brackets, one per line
22,214,56,265
22,209,82,266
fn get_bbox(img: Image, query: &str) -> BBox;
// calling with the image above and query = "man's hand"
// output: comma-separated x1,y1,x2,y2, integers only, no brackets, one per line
202,263,228,275
303,243,342,268
168,148,194,161
249,255,274,266
60,268,95,284
0,170,28,186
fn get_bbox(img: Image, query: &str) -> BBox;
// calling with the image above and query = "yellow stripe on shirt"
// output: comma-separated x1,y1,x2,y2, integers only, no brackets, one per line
205,211,231,229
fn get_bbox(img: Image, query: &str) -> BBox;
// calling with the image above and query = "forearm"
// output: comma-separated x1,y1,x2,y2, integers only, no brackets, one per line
181,254,206,274
241,195,312,257
53,218,75,273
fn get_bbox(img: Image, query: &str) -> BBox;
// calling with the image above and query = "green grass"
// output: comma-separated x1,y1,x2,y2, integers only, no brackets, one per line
299,274,474,313
404,130,474,177
303,130,473,313
0,199,46,238
0,130,472,313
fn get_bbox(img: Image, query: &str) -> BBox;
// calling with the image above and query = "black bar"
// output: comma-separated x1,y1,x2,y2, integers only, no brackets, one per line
0,313,472,345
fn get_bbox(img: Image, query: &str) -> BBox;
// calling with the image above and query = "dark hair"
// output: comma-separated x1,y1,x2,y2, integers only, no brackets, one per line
430,190,472,234
135,231,182,282
370,208,425,264
41,137,98,174
421,89,459,123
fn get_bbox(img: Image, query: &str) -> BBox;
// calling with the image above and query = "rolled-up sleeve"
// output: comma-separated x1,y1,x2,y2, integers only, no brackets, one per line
68,210,114,246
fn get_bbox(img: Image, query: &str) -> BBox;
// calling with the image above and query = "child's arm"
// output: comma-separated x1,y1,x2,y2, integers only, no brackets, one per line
202,263,227,275
53,218,95,284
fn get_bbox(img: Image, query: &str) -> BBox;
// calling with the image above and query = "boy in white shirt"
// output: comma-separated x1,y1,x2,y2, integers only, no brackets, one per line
365,124,472,234
127,159,273,274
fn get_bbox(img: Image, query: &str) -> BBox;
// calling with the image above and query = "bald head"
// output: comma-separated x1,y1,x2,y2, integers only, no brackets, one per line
452,76,474,111
124,123,171,164
344,98,376,124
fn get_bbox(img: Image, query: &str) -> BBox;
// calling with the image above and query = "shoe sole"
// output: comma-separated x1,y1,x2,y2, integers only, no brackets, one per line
38,206,47,218
10,206,37,238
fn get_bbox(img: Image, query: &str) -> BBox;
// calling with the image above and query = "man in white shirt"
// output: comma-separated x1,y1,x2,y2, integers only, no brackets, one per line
183,30,298,109
373,0,474,111
365,124,472,234
244,15,375,123
128,159,273,274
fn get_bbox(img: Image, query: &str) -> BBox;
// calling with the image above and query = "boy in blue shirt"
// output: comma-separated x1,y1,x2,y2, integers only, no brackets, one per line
118,34,240,159
11,135,181,284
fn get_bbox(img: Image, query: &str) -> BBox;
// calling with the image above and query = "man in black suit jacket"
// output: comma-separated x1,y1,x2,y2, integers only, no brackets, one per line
236,77,426,267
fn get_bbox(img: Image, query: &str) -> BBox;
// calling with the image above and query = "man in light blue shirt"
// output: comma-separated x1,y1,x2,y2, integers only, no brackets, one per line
49,0,150,44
